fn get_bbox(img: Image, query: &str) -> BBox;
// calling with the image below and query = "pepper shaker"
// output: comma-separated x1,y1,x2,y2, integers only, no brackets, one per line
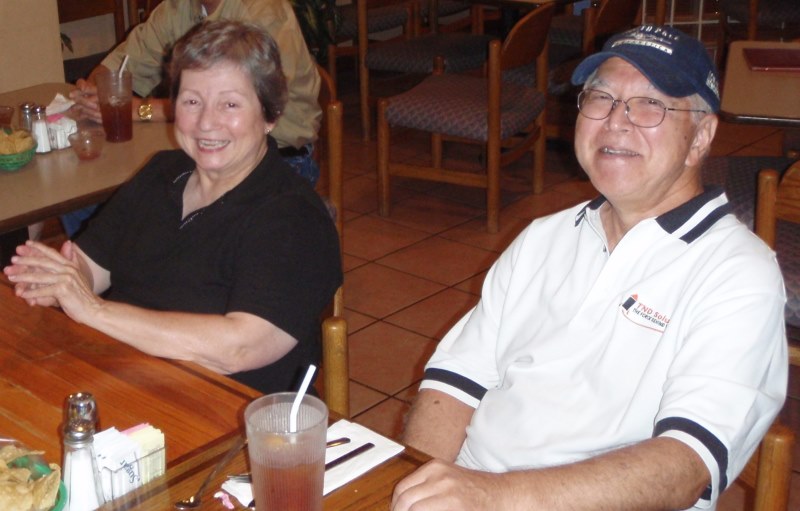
19,102,35,132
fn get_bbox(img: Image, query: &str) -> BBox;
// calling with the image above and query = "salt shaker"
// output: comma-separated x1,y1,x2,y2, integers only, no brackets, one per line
31,104,51,153
63,392,105,511
19,102,34,132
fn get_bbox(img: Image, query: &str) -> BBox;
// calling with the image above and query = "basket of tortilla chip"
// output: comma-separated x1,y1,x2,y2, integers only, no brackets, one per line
0,129,36,172
0,440,65,511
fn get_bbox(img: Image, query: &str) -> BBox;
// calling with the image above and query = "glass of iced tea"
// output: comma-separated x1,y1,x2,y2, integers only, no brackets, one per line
245,392,328,511
95,69,133,142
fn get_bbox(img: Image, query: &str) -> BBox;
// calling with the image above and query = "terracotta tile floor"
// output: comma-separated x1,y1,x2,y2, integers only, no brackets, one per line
330,71,800,508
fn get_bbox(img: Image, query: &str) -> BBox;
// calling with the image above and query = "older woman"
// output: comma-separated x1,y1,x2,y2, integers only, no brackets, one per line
3,21,341,394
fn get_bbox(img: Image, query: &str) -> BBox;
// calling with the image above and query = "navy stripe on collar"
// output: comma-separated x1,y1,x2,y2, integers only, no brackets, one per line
575,195,607,226
575,186,732,243
655,186,731,241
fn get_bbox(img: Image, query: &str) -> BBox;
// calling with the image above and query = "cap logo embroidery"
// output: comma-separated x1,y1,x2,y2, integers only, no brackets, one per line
706,71,720,99
611,31,674,55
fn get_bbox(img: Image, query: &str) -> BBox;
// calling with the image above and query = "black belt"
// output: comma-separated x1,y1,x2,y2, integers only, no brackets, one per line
278,145,309,157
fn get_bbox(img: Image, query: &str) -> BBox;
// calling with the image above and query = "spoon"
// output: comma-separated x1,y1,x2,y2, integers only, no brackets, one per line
174,435,247,509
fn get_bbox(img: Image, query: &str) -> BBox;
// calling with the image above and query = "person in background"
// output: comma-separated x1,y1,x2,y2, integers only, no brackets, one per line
392,25,787,511
5,20,341,395
63,0,321,237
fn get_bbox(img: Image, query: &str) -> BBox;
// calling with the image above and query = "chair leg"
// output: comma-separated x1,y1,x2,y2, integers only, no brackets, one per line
533,119,546,194
360,62,371,141
432,133,443,168
327,44,338,86
377,98,391,216
487,139,501,234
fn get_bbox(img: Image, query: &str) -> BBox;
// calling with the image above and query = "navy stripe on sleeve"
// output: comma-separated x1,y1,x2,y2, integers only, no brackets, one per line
424,368,487,401
654,417,729,498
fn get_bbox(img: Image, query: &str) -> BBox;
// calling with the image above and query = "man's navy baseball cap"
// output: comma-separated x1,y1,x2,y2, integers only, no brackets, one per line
571,25,720,113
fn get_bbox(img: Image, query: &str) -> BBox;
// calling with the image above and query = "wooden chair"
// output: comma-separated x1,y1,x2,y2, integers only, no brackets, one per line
418,0,484,34
359,0,495,140
326,0,417,92
315,64,349,418
756,161,800,362
376,3,556,233
733,421,795,511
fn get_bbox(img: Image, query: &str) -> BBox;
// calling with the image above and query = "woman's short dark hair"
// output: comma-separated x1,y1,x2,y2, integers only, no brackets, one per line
169,20,288,124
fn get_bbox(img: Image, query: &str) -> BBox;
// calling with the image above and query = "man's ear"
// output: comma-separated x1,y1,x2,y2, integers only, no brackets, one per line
685,114,719,168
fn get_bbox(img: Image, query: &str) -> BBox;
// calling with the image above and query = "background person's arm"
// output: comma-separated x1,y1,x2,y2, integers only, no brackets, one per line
71,66,173,124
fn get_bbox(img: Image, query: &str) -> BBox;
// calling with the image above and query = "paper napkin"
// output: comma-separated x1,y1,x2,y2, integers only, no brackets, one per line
221,419,404,507
45,93,75,116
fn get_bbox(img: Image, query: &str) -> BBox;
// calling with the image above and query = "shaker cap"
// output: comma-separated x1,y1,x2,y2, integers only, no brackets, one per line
66,392,98,424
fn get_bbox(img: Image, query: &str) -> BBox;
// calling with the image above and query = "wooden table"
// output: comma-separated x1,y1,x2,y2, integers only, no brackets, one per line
0,279,427,509
98,430,428,510
0,279,261,463
719,41,800,128
0,83,177,235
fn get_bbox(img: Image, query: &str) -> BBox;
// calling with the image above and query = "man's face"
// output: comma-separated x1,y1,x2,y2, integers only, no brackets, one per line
574,58,717,218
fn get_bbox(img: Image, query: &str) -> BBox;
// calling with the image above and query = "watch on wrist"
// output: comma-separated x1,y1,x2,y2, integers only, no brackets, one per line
138,102,153,121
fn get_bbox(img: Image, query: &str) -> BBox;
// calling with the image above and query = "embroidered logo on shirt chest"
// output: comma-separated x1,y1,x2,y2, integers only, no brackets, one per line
620,294,671,333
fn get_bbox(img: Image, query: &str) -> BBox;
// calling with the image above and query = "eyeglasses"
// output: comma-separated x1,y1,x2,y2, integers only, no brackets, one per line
577,89,707,128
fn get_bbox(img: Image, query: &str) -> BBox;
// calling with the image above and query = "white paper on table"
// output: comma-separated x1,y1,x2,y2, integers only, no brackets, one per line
221,419,404,507
323,419,404,495
45,93,75,115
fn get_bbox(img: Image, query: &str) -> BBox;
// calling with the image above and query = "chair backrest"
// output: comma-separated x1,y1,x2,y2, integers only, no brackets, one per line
501,2,556,74
756,161,800,249
314,64,349,418
735,421,795,511
314,64,344,251
582,0,641,55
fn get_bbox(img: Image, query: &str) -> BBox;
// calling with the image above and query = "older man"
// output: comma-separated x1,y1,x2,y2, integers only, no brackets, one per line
392,26,787,511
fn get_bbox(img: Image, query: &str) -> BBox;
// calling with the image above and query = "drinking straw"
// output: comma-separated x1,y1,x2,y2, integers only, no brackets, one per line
289,364,317,433
119,55,130,75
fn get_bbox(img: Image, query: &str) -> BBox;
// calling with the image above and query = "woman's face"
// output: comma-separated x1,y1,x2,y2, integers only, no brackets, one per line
174,61,272,179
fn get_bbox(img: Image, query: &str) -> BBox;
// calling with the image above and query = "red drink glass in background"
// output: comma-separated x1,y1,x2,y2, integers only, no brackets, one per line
95,70,133,142
0,106,13,130
245,393,328,511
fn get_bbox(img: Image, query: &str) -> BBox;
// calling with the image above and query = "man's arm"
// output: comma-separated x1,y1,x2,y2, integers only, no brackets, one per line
393,435,709,511
402,389,475,461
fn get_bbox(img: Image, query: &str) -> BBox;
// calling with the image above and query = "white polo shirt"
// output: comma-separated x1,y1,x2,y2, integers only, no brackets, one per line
420,187,787,509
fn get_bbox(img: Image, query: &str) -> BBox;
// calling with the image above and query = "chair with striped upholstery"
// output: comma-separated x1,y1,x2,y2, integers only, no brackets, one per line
358,0,496,140
755,160,800,348
326,0,417,87
376,3,556,233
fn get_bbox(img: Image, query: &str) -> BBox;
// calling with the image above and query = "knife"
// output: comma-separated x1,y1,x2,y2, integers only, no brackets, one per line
324,442,375,471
